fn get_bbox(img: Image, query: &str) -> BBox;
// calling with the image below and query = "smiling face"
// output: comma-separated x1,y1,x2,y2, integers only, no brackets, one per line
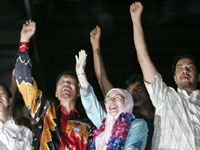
55,75,79,103
174,58,199,91
104,90,125,117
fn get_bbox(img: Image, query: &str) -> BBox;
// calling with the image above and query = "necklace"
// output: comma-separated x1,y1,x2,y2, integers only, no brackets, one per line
89,112,134,150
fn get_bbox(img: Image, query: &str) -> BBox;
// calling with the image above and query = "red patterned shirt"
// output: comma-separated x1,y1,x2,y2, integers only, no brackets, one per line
15,42,92,150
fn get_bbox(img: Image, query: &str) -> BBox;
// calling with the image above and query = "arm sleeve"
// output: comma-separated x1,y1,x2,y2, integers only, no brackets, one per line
15,50,43,119
124,119,148,150
80,84,107,128
144,73,174,108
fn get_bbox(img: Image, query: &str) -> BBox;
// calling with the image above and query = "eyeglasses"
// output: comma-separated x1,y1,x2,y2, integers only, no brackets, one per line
104,94,124,103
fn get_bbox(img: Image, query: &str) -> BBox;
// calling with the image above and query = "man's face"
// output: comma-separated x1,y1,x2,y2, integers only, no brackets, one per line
127,81,149,106
174,58,199,90
55,75,79,102
0,86,10,110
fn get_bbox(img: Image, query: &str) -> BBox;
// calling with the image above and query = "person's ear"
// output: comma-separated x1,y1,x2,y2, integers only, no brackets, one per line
76,85,80,97
174,75,177,84
55,91,58,98
55,84,59,98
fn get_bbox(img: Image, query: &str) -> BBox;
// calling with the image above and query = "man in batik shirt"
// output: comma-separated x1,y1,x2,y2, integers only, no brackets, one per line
15,20,92,150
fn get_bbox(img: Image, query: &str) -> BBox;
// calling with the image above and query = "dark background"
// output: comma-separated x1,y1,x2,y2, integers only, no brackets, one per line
1,0,200,104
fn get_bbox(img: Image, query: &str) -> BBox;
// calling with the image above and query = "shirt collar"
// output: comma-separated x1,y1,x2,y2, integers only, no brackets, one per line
177,88,200,98
56,105,80,118
0,116,15,125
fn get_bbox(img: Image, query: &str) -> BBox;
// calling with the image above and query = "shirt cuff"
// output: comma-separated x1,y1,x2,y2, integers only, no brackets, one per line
18,42,29,52
79,83,93,97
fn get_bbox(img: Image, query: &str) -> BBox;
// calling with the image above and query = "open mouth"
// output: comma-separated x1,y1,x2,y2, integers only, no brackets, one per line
62,87,70,91
181,75,190,80
61,87,71,95
109,106,117,110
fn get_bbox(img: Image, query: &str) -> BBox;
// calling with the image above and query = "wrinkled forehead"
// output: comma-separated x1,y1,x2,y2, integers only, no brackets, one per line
176,58,197,68
57,75,78,82
56,75,79,89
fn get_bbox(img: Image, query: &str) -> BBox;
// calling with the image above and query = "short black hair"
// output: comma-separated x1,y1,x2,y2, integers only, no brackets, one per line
56,70,78,84
172,54,199,76
125,73,143,87
0,82,12,98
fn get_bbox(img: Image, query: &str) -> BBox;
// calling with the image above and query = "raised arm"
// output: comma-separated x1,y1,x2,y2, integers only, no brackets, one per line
15,20,42,118
75,50,106,128
130,2,157,83
90,26,113,96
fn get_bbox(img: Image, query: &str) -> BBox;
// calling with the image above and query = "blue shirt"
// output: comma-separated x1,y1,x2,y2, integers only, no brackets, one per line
80,84,148,150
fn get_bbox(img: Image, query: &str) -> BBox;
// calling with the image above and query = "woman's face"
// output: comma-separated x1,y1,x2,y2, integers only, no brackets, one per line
104,90,125,117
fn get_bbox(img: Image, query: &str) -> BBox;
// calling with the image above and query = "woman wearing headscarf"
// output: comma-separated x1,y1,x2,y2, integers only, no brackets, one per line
75,50,148,150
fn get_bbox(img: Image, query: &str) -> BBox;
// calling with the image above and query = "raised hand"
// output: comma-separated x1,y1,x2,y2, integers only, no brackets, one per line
75,50,87,75
20,20,36,42
90,26,101,46
130,2,143,22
